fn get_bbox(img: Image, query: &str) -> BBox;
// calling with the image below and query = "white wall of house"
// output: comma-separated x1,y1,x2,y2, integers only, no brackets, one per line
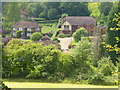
62,21,72,30
27,33,31,36
13,28,17,31
27,28,31,31
19,28,23,31
13,32,16,36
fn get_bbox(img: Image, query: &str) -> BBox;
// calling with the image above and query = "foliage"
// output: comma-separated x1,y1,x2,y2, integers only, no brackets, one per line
99,2,113,16
48,8,59,20
105,2,120,63
73,27,88,42
2,39,61,78
97,57,117,76
58,33,66,38
52,37,60,43
16,31,22,38
71,37,92,74
30,32,43,41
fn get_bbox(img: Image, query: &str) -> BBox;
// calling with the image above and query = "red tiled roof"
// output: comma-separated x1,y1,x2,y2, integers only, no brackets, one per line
12,21,41,28
62,16,96,25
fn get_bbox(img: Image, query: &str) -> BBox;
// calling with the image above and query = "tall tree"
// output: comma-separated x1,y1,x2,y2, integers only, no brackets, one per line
3,2,21,34
106,2,120,64
99,2,113,16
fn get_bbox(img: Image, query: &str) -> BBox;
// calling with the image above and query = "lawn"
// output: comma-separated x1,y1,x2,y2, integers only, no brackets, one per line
42,26,58,33
3,79,118,88
4,82,118,88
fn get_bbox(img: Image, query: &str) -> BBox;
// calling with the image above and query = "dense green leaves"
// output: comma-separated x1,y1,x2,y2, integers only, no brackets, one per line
73,27,88,42
30,32,43,41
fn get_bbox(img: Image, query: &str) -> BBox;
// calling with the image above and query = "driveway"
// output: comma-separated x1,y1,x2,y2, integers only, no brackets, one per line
58,37,73,50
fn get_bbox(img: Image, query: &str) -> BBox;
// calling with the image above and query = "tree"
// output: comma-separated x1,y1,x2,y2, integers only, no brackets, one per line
73,27,88,42
30,32,43,41
71,37,92,74
105,2,120,64
48,8,59,20
60,2,90,16
99,2,113,16
2,3,21,34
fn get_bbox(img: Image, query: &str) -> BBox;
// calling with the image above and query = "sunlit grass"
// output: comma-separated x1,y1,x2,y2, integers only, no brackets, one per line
42,26,58,33
3,79,118,88
4,82,118,88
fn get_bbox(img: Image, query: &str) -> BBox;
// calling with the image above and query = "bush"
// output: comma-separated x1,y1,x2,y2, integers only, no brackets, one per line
97,57,117,76
58,33,65,38
73,27,88,42
30,32,43,41
88,73,106,85
52,37,60,43
16,31,22,38
65,35,71,37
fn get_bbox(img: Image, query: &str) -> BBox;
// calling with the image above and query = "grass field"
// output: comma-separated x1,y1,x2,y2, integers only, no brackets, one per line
42,26,58,33
3,79,118,88
4,82,118,88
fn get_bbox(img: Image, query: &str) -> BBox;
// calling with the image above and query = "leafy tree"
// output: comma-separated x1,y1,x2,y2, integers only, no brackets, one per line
48,8,59,20
99,2,113,16
71,37,92,74
60,2,90,16
73,27,88,42
2,2,21,35
105,2,120,64
30,32,43,41
32,3,43,17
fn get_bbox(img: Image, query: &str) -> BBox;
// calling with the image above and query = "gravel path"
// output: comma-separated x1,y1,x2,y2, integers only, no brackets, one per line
58,37,73,50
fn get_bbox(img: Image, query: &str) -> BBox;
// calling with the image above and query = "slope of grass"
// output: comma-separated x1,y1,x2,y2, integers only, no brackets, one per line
42,26,58,33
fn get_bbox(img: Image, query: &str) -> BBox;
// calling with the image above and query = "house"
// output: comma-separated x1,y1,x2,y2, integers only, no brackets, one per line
20,10,28,19
12,21,42,38
61,16,97,35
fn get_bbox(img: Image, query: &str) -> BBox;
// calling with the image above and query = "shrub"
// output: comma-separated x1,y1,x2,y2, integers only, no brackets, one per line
58,33,65,38
88,73,106,85
65,34,71,37
73,27,88,42
16,31,22,38
68,44,75,49
52,37,60,43
30,32,43,41
97,57,117,76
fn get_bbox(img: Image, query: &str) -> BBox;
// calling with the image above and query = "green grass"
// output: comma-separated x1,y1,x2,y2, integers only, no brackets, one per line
42,26,58,33
3,79,118,88
4,82,118,88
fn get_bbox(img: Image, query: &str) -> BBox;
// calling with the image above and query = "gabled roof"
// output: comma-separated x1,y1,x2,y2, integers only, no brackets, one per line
62,16,96,25
40,35,51,41
12,21,41,28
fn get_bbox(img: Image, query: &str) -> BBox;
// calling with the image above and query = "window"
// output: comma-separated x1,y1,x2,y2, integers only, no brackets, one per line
13,32,16,36
27,33,31,36
19,28,23,31
27,28,31,31
64,25,69,29
13,28,16,31
36,28,40,31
